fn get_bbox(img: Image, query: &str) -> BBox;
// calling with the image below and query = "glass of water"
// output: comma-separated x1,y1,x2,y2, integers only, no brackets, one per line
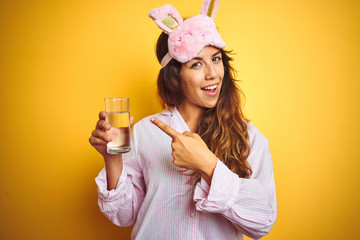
104,98,131,154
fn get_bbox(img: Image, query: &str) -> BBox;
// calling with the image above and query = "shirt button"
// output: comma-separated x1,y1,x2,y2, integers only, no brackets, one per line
190,212,195,217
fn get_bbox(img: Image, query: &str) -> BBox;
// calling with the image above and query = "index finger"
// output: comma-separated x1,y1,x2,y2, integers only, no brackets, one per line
99,111,107,120
150,117,180,139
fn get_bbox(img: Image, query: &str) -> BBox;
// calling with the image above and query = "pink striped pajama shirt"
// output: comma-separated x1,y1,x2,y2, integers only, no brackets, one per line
95,108,277,239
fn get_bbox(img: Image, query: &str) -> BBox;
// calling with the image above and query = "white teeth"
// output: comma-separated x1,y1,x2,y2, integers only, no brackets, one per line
203,84,217,90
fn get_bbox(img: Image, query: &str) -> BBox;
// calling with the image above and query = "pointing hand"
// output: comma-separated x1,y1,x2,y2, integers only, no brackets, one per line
150,117,217,183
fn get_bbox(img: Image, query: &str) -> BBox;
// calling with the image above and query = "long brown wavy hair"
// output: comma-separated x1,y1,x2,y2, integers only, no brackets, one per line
156,32,252,179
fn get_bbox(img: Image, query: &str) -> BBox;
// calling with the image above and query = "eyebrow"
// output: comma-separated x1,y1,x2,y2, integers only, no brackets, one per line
192,50,222,61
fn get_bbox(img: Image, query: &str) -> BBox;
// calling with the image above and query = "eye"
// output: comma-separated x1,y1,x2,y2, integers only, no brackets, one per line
213,56,221,62
191,62,202,68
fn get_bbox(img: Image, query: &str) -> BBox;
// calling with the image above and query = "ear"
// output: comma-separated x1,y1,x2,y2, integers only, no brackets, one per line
149,4,183,34
200,0,220,20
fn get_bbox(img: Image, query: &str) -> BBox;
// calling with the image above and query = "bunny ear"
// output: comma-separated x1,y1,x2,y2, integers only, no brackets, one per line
149,4,183,34
200,0,220,20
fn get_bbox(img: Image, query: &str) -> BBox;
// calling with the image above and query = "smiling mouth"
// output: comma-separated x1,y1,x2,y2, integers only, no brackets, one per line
201,84,218,93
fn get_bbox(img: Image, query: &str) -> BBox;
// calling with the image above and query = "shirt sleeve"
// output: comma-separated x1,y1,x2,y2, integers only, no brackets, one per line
95,133,146,227
193,137,277,239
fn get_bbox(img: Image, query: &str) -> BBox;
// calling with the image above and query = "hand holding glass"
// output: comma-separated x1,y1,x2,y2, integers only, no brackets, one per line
104,98,131,154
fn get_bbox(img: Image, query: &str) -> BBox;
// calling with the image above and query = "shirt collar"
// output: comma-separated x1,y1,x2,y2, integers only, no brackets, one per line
160,107,174,116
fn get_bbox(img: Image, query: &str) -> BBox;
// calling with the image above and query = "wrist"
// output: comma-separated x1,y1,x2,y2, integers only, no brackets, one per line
199,156,217,184
104,154,123,176
104,153,122,164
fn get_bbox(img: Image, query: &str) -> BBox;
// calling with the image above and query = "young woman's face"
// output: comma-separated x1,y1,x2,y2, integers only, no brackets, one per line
179,46,224,110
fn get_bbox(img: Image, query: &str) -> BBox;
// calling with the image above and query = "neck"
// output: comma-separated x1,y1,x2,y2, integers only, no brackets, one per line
177,103,205,132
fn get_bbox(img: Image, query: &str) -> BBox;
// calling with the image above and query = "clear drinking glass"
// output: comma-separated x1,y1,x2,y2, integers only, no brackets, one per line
104,98,131,154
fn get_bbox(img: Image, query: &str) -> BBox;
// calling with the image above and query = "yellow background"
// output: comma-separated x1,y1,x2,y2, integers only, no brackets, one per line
0,0,359,239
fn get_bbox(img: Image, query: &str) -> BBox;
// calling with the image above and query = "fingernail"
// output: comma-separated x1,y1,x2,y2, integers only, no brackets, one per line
150,118,154,122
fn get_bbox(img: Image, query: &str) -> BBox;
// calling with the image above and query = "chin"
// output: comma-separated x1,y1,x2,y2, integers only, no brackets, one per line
203,101,219,109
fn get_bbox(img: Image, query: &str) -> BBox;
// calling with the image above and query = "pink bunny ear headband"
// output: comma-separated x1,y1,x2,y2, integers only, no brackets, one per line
149,0,226,67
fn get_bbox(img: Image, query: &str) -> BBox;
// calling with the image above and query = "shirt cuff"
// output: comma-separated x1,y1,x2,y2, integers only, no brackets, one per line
95,166,129,201
193,159,240,213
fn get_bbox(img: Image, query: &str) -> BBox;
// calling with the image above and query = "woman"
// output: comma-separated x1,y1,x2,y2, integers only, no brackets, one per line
89,1,277,239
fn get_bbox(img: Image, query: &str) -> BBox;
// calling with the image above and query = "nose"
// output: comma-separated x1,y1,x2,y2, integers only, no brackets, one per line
205,63,217,80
